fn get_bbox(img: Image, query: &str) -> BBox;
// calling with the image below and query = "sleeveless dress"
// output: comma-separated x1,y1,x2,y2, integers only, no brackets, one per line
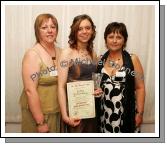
100,68,125,133
96,50,137,133
19,49,60,133
62,61,98,133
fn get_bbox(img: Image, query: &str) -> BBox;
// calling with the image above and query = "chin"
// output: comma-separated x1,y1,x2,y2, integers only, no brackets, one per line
110,48,122,52
79,39,89,43
47,39,55,43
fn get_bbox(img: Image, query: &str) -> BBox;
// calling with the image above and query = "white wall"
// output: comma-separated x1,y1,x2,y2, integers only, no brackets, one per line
5,5,155,129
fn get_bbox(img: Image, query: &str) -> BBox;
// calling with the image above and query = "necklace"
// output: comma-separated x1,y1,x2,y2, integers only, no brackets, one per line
108,56,122,70
110,58,120,63
77,46,89,57
108,52,122,66
109,58,120,67
80,50,88,57
40,43,56,66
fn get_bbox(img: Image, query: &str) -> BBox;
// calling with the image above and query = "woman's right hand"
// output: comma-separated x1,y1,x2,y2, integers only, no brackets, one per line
37,123,49,133
64,117,81,127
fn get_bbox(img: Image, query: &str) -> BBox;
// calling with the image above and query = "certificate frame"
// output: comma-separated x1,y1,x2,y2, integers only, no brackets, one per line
67,80,95,119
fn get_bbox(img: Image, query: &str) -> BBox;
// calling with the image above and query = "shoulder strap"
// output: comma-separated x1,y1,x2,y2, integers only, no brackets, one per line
122,50,136,132
122,50,134,70
96,50,110,73
31,48,44,65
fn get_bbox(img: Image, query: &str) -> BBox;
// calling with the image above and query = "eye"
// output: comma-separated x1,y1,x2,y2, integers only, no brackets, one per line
108,35,114,39
41,26,47,30
78,27,83,31
86,26,91,30
117,34,124,40
116,36,122,39
51,26,56,29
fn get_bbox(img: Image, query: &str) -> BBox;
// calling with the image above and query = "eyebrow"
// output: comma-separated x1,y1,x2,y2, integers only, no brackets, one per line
79,25,91,28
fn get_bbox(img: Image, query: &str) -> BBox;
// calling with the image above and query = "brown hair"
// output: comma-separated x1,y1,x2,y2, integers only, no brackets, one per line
104,22,128,49
34,13,58,43
68,14,96,58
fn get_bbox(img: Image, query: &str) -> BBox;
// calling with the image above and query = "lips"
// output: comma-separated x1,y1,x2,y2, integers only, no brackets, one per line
80,35,90,39
47,35,53,37
111,45,119,47
46,35,55,39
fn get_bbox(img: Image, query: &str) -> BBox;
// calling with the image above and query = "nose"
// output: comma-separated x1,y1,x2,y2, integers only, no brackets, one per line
47,27,52,32
113,37,117,43
82,28,87,33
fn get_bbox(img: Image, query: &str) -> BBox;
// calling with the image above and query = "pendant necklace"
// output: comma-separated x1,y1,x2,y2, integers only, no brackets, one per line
40,43,56,67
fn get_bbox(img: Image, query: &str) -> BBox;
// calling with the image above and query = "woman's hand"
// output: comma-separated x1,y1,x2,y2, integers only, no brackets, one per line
69,118,81,127
135,113,143,127
93,88,103,98
37,123,49,133
64,117,81,127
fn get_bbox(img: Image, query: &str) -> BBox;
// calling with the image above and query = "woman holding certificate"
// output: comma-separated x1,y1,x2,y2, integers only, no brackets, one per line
19,14,61,133
96,22,145,133
58,14,99,133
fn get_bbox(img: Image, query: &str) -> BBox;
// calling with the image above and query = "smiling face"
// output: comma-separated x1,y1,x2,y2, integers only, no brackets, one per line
68,14,96,56
104,22,128,51
34,14,58,43
77,19,93,44
106,32,125,51
39,18,57,44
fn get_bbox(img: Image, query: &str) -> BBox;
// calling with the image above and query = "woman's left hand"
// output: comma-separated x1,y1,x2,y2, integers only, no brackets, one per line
93,88,103,98
135,114,143,127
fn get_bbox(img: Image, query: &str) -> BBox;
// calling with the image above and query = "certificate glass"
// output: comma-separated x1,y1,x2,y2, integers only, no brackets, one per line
67,80,95,119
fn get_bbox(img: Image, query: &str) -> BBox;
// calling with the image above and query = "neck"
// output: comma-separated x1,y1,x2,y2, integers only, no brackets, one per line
39,42,56,59
39,42,55,50
77,41,87,51
109,49,122,60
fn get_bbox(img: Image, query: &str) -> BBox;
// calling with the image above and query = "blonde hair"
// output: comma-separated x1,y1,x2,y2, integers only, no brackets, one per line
34,13,58,43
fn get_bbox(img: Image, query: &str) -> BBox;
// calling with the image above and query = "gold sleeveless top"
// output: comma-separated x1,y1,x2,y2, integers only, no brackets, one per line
19,49,60,114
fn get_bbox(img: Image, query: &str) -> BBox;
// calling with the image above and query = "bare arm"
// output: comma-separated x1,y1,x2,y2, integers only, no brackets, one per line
131,54,146,127
58,49,80,127
57,49,69,122
22,49,48,132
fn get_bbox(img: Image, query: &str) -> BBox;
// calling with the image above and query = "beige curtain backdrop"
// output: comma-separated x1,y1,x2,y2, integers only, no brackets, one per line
5,5,155,124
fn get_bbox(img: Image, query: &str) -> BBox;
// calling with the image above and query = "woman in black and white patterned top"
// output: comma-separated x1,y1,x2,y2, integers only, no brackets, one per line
96,22,145,133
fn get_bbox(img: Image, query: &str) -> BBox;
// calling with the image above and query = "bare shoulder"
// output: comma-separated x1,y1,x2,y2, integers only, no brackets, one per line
24,48,36,59
23,46,40,65
130,53,140,64
92,49,97,56
56,47,63,55
60,48,73,59
92,49,97,61
130,53,143,71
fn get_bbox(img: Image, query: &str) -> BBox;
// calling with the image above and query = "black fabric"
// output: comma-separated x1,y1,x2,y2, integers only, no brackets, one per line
95,50,136,133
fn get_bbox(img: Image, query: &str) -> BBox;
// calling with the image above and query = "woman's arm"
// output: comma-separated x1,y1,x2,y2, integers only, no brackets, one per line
58,49,69,122
131,54,146,127
58,49,80,127
22,49,48,132
92,50,103,96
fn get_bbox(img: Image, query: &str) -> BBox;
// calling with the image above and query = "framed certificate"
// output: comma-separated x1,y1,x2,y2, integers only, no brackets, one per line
67,80,95,119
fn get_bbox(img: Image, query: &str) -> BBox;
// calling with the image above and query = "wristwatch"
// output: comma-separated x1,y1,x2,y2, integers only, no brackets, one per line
36,119,47,127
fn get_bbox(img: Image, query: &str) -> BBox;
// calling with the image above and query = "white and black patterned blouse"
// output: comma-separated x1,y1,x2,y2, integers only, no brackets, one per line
96,50,137,133
100,68,126,133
